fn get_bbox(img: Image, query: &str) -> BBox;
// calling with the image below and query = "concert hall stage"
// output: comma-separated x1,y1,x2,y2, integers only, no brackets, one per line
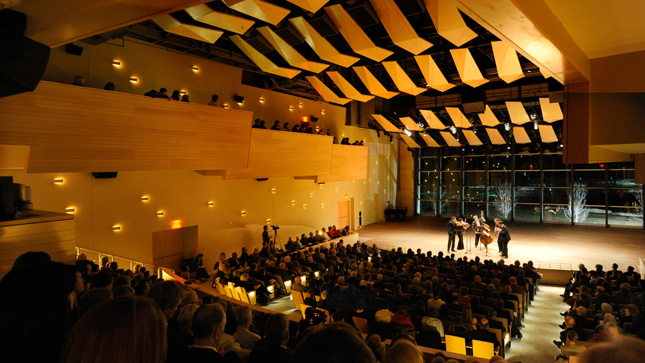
357,216,645,275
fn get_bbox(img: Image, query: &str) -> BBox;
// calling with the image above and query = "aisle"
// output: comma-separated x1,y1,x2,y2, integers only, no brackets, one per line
505,285,569,362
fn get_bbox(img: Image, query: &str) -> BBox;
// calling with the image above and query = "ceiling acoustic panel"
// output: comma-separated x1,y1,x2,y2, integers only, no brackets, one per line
152,15,223,44
506,101,531,125
325,4,393,62
440,131,461,147
539,97,564,122
415,54,455,92
257,27,328,73
445,106,471,128
289,16,360,68
419,109,447,129
491,41,525,84
326,71,374,102
539,124,559,143
369,0,433,55
287,0,329,13
424,0,476,47
372,114,401,133
513,127,532,144
401,134,421,148
399,117,424,131
449,48,489,88
382,61,427,96
421,132,441,147
305,75,351,105
229,35,301,79
222,0,290,26
185,5,255,34
485,128,506,145
462,129,483,146
353,66,399,99
478,105,501,127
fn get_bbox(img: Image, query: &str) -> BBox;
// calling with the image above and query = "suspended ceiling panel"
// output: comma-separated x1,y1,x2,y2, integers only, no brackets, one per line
229,35,301,78
513,127,532,144
222,0,290,25
462,129,483,146
382,61,427,96
152,15,223,44
401,134,421,148
450,48,489,88
287,0,329,13
372,114,402,133
326,71,374,102
486,128,506,145
415,54,455,92
421,133,441,147
491,41,525,84
399,117,424,131
257,27,329,73
353,66,399,99
305,76,351,105
445,106,471,128
478,105,501,127
369,0,433,55
506,101,531,125
539,97,564,122
539,124,559,143
325,4,393,62
440,131,461,147
424,0,476,47
185,5,255,34
290,17,360,67
419,109,447,129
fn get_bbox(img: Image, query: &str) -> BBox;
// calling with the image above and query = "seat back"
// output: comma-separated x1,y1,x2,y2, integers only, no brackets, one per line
472,339,495,359
300,303,311,319
352,316,369,335
291,290,304,311
229,283,241,300
487,327,504,355
237,286,251,304
223,284,233,298
445,335,466,355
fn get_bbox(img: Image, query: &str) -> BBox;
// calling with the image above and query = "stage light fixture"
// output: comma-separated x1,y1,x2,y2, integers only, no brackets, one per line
310,115,319,122
233,94,244,105
450,126,457,134
403,129,412,136
504,123,511,131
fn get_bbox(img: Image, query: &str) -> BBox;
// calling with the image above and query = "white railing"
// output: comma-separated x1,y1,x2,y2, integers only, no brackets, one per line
75,247,155,274
537,261,572,271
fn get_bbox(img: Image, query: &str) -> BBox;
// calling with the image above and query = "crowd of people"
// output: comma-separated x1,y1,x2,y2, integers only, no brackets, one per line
553,262,645,362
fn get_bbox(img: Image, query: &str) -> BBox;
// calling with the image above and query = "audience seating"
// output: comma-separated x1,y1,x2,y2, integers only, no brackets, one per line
445,334,467,355
472,340,495,359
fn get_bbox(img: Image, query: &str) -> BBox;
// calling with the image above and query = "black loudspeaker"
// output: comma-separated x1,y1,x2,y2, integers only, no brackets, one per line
462,101,485,114
256,178,268,181
65,43,83,56
92,172,118,179
0,9,51,98
0,176,16,220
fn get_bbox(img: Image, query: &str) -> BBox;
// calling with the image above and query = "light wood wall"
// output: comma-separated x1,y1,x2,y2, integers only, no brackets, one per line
316,145,368,183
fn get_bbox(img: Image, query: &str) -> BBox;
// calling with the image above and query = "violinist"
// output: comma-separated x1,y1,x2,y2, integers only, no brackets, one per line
495,218,511,258
447,216,457,253
456,218,467,250
472,215,483,247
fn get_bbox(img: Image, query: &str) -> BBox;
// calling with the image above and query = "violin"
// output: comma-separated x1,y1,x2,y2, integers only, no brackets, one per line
458,219,470,231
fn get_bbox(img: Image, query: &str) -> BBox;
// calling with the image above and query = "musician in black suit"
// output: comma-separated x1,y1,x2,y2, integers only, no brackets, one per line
472,215,483,247
496,219,511,258
456,218,465,250
447,216,457,253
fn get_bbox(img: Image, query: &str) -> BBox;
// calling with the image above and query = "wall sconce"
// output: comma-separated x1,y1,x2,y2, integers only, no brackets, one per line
291,200,296,205
344,194,348,199
65,207,76,214
298,102,303,108
321,109,325,115
112,60,121,67
180,90,187,95
129,77,138,84
318,183,323,189
140,195,150,202
302,204,307,209
321,203,325,208
310,192,314,198
192,66,199,72
334,187,338,192
156,211,164,217
112,225,122,231
234,94,244,105
266,218,271,223
383,189,386,194
271,188,276,194
53,177,65,185
223,103,229,109
259,97,265,103
207,201,214,207
240,210,247,216
289,106,294,111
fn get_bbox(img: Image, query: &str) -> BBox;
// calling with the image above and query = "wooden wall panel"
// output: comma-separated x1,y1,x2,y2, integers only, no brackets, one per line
0,82,253,173
316,145,368,183
398,140,415,216
224,129,334,179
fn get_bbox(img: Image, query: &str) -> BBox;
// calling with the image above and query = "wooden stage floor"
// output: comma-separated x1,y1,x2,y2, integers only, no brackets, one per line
357,216,645,272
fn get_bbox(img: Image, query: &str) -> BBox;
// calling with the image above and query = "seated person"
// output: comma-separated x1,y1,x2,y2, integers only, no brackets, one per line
270,120,281,130
285,237,297,252
283,122,290,131
292,125,301,132
469,318,500,352
189,253,210,281
558,330,586,361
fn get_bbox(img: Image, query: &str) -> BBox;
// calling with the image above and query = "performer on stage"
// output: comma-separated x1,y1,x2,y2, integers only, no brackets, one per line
472,215,483,247
447,216,457,253
480,210,486,224
456,218,466,250
495,219,511,258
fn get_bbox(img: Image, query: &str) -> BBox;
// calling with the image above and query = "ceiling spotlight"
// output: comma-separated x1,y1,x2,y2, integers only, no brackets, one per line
403,129,412,136
233,94,244,105
450,125,457,134
504,123,511,131
473,126,477,134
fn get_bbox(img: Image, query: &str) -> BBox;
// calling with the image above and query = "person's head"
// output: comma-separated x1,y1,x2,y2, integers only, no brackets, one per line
148,280,186,318
566,330,579,345
177,304,200,337
12,251,52,269
73,75,85,86
565,316,576,328
451,216,456,222
171,90,180,99
211,94,218,103
181,94,189,102
384,338,423,363
191,304,226,346
291,323,376,363
577,335,645,363
103,82,115,91
264,313,290,346
234,305,253,328
479,318,489,329
61,296,167,363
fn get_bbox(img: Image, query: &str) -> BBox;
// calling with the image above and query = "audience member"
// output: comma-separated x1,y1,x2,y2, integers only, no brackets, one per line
104,82,115,91
291,323,375,363
208,94,219,106
188,304,227,363
249,313,290,363
181,94,190,102
72,75,85,86
171,90,180,100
